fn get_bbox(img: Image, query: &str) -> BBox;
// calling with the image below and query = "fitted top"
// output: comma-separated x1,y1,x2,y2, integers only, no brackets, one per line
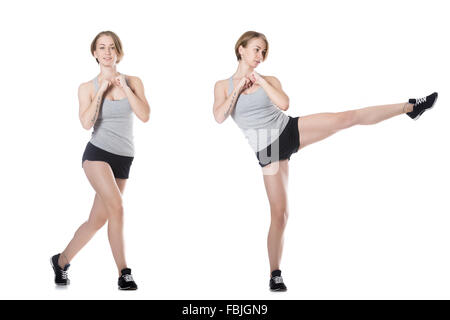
228,77,289,152
89,76,134,157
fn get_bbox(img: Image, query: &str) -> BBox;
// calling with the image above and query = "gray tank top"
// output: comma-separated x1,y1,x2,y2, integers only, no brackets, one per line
228,77,289,152
89,76,134,157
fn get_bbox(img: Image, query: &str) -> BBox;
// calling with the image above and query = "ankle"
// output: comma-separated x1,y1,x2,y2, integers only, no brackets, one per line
403,102,414,113
58,253,69,268
119,266,129,276
271,269,282,277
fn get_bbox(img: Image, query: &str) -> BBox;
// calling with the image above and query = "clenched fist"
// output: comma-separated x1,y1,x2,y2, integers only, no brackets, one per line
114,74,128,89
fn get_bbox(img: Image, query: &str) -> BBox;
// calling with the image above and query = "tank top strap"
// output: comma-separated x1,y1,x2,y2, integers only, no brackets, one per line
227,76,234,95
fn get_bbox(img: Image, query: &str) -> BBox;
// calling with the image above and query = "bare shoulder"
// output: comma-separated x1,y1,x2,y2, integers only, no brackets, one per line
263,75,282,87
124,75,143,89
78,80,95,99
78,79,94,90
125,74,142,84
214,78,229,94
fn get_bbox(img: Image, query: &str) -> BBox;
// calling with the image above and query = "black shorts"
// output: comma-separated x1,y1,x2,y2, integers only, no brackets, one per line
82,142,134,179
256,116,300,167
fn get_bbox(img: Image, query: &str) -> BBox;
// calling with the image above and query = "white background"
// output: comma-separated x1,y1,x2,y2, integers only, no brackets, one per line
0,0,449,300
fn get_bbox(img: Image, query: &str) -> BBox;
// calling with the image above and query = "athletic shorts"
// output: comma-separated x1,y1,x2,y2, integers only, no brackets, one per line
82,142,134,179
256,116,300,167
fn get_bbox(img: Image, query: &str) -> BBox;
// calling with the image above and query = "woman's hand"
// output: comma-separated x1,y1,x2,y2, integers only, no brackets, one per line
249,71,264,85
238,76,254,93
99,79,111,93
114,74,128,89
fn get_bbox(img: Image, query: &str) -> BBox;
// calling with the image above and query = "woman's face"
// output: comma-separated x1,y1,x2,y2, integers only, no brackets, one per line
239,37,267,68
94,35,118,66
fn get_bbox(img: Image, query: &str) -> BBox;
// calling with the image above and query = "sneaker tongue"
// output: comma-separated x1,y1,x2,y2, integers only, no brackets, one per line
63,264,70,271
271,270,282,277
121,268,132,275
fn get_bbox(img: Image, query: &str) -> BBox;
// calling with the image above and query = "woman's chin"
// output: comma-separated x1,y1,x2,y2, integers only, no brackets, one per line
101,61,115,67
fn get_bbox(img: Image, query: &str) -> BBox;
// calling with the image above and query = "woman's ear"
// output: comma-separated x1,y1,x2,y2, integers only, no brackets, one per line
238,45,244,59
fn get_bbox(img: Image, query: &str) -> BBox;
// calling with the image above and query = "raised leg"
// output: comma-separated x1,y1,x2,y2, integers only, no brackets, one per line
262,159,289,275
298,102,413,150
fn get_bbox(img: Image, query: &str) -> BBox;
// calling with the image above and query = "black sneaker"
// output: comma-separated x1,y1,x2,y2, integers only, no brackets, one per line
118,268,138,290
407,92,438,120
50,254,70,286
269,269,287,292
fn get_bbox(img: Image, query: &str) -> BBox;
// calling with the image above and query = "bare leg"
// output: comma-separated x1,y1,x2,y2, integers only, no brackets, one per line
59,175,127,269
58,194,108,267
62,160,128,275
107,178,127,275
298,102,413,149
262,160,289,275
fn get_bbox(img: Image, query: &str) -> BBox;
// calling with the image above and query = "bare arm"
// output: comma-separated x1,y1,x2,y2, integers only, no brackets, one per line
253,74,290,111
213,78,249,124
78,81,108,130
120,76,150,123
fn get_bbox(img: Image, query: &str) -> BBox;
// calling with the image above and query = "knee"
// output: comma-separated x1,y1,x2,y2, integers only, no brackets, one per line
87,217,107,231
270,207,289,229
105,198,124,220
339,110,358,129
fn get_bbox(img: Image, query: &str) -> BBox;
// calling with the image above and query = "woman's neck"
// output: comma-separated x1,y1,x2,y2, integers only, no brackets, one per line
233,61,254,79
99,65,119,80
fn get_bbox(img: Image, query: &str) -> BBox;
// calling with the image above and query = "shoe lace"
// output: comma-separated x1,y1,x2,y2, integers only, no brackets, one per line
272,276,284,284
61,270,68,280
416,97,426,105
122,274,134,282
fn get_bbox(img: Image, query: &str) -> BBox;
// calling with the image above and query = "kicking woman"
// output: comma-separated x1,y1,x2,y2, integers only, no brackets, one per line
51,31,150,290
212,31,437,291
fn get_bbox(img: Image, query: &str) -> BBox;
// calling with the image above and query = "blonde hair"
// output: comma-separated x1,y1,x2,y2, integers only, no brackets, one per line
90,31,124,64
234,31,269,61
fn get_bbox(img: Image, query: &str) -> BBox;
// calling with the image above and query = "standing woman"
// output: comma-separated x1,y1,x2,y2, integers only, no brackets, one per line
213,31,437,291
51,31,150,290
